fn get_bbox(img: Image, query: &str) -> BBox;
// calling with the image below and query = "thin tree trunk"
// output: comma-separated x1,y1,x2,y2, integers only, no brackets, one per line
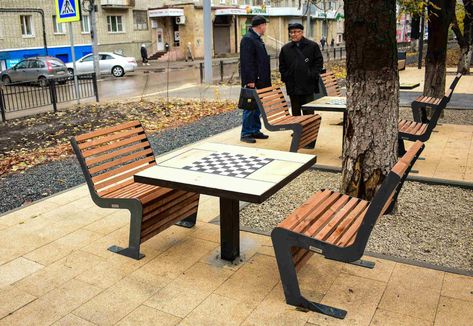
423,0,456,98
342,1,399,200
451,8,470,74
458,0,473,74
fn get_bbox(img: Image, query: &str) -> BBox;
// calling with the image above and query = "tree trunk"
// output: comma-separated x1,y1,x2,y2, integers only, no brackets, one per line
423,0,456,98
341,1,399,200
458,0,473,74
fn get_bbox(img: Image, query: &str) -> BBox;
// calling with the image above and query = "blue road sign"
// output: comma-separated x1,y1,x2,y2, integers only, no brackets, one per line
56,0,81,23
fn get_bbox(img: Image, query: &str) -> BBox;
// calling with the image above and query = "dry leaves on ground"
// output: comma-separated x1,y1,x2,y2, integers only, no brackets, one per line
0,98,237,177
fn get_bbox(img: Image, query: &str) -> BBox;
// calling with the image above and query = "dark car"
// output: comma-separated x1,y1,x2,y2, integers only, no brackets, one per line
0,56,69,86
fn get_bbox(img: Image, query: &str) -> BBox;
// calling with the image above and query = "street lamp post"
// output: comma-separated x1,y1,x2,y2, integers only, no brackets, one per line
83,0,100,79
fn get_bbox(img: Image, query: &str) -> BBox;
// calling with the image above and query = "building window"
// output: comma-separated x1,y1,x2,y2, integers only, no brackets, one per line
232,0,238,4
107,15,124,33
81,15,90,33
20,15,34,36
220,0,226,4
53,15,66,34
133,10,148,31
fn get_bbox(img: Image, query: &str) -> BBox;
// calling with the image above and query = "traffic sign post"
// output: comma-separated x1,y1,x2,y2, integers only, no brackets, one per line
56,0,81,103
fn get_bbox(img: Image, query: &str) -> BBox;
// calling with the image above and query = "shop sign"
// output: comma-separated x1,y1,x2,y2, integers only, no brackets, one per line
149,8,184,18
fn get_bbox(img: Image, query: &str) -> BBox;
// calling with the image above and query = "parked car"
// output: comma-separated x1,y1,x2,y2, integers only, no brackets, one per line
66,52,137,77
0,56,69,86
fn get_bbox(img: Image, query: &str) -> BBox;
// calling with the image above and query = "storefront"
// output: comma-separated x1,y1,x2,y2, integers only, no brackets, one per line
148,8,184,55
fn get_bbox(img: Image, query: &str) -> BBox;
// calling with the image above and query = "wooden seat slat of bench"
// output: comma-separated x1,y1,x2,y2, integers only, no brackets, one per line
265,102,289,115
75,120,141,142
261,92,284,103
291,192,342,234
335,206,369,247
78,126,145,150
263,96,285,108
103,182,154,199
278,189,333,230
268,112,290,124
143,191,197,222
85,141,152,166
97,178,135,197
256,86,277,94
88,148,154,174
82,134,148,158
92,156,155,184
94,160,155,191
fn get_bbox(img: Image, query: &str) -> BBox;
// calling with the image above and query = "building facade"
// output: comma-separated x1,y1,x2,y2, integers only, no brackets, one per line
0,0,344,69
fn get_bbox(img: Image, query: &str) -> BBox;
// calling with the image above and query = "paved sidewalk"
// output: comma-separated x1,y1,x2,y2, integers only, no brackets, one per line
0,115,472,325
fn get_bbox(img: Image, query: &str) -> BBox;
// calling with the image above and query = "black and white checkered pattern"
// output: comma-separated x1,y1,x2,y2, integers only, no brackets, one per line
327,98,346,105
183,152,274,178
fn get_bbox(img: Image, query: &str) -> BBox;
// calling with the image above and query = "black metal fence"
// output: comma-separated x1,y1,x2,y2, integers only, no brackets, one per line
0,73,99,121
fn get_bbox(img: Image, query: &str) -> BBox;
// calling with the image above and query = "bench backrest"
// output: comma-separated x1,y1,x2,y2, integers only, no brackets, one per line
350,141,424,249
320,71,342,97
256,86,290,125
71,120,156,198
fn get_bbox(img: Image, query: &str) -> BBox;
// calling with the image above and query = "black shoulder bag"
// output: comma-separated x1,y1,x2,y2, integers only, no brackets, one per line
238,87,257,110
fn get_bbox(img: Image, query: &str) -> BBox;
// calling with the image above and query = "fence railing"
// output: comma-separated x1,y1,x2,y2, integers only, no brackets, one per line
0,73,99,121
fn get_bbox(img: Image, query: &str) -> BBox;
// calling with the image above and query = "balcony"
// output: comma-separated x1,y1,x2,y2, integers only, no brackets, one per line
100,0,135,8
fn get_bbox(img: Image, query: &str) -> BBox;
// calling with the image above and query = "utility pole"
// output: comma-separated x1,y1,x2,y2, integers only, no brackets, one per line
83,0,100,79
418,5,425,70
203,0,213,84
306,0,311,38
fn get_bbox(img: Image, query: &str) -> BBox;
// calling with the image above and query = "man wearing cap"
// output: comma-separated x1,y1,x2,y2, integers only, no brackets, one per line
279,23,323,116
239,15,271,144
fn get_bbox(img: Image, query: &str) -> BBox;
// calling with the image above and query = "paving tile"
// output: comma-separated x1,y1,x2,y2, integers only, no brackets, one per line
189,222,220,243
52,313,96,326
180,293,254,326
0,200,60,226
242,284,310,326
73,271,165,325
196,196,220,222
116,305,181,326
434,296,473,326
145,262,233,317
23,229,102,266
441,272,473,302
0,279,101,326
74,259,138,289
214,253,280,307
307,273,386,326
16,250,105,297
298,255,343,299
82,210,130,235
0,285,37,319
47,185,89,206
370,309,432,326
0,257,44,288
378,263,444,322
341,256,395,283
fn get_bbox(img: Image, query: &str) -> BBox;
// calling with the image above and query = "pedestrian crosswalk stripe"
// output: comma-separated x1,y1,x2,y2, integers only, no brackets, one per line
60,0,75,15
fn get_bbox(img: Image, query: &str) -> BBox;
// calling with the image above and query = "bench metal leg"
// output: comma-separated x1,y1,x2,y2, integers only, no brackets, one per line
398,139,406,157
271,228,347,320
175,212,197,228
349,259,375,269
108,208,144,260
220,197,240,261
290,129,303,152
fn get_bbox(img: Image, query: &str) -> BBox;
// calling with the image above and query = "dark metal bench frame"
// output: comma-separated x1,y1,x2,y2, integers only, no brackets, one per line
271,142,424,319
71,121,198,260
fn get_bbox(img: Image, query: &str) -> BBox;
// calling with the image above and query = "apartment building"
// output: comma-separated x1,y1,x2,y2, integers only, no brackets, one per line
0,0,344,69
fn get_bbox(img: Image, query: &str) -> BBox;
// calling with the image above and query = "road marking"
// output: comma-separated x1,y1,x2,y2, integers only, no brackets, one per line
129,83,205,100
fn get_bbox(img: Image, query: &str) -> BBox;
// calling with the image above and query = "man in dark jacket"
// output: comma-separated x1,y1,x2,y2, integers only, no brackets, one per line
279,23,324,116
140,44,149,66
239,15,271,144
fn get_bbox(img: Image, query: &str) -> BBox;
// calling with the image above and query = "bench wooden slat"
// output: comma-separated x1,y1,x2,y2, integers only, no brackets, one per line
88,148,154,175
78,126,145,150
92,156,155,184
82,134,148,158
85,141,152,166
94,161,154,192
75,120,141,142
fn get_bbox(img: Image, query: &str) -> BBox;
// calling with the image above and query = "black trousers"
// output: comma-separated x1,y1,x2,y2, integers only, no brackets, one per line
289,94,315,116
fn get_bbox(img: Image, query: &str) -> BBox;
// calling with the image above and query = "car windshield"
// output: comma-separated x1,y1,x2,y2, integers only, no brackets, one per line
48,59,65,67
113,52,125,57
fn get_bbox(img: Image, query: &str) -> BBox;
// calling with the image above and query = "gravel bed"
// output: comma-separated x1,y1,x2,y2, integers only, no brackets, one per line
240,169,473,272
0,110,241,214
399,107,473,125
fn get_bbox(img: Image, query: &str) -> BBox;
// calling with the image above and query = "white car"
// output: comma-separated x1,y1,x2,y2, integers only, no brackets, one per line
66,52,137,77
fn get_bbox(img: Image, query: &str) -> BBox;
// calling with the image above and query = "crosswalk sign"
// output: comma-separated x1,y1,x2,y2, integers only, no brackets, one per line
56,0,81,23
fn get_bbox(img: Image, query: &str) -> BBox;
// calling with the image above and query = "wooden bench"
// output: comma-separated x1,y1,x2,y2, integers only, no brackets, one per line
411,72,462,122
398,51,407,71
320,71,342,97
255,86,322,152
271,141,424,319
71,121,199,260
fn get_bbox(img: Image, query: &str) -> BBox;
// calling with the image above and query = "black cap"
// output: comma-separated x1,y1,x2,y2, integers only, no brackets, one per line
251,15,268,27
288,23,304,31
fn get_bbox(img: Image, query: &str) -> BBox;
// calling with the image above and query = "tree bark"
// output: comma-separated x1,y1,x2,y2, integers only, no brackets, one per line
341,1,399,200
423,0,456,98
457,0,473,74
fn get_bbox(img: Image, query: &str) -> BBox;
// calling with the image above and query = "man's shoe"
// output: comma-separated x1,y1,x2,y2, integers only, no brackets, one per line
252,132,269,139
240,136,256,143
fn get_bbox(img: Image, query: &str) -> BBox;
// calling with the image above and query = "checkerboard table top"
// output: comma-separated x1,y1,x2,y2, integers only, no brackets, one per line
302,96,347,113
134,142,317,203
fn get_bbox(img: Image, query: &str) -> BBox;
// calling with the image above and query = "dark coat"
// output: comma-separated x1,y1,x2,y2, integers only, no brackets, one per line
239,28,271,89
140,46,148,59
279,37,323,96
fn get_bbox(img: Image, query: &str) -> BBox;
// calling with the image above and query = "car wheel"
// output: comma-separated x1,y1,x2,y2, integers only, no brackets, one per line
38,76,48,87
111,66,125,77
2,75,11,85
67,68,74,75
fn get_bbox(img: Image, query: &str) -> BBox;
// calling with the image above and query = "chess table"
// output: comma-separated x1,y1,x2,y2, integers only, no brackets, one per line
302,96,348,153
135,142,316,261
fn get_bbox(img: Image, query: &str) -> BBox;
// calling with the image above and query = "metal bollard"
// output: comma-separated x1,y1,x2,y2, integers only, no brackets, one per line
334,47,336,59
199,62,203,84
220,60,224,83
